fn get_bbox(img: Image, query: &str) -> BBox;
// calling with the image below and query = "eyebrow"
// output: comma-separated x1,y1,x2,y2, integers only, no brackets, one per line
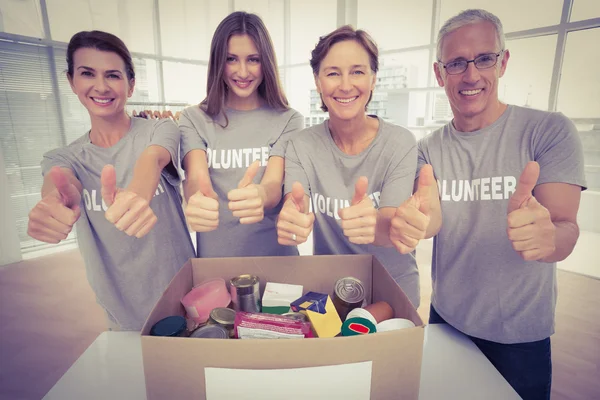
76,66,123,74
323,64,368,70
446,52,498,62
227,53,260,58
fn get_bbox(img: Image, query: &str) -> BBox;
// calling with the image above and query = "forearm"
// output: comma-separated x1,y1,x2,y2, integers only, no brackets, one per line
542,220,579,263
425,207,442,239
127,146,170,202
372,208,395,247
260,181,283,210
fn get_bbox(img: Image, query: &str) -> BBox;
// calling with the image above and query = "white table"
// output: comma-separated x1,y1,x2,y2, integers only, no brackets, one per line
43,324,519,400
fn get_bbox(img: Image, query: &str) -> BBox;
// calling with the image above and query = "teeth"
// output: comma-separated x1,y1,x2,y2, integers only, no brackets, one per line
93,98,112,104
460,89,482,96
336,97,357,103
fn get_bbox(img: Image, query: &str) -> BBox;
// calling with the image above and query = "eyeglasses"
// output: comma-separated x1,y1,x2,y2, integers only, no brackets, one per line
439,51,504,75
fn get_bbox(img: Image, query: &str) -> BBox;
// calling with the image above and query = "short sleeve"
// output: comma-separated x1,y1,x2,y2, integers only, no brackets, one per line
269,110,304,158
148,118,182,186
534,112,587,190
283,139,310,196
378,131,417,208
179,108,208,164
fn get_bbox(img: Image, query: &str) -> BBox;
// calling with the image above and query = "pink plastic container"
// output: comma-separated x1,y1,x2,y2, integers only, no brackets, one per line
181,278,231,324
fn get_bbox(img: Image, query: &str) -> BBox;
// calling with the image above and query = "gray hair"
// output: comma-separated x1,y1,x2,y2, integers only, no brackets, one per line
436,9,505,61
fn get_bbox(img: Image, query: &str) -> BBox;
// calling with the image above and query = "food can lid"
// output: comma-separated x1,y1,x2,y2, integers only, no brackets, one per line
209,307,236,326
190,324,229,339
150,316,186,337
230,274,259,288
334,277,365,304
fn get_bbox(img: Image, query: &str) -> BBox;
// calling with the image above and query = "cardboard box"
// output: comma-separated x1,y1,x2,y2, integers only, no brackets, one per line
141,255,424,399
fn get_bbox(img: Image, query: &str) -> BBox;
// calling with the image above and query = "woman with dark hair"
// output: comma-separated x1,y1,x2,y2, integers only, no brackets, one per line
277,26,441,307
180,11,303,258
27,30,195,330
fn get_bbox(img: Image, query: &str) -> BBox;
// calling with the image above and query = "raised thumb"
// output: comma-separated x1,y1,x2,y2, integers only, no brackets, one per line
238,160,260,189
100,164,117,207
351,176,369,206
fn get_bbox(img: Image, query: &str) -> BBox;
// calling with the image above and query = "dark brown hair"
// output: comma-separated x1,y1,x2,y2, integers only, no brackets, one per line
310,25,379,112
201,11,288,125
66,30,135,81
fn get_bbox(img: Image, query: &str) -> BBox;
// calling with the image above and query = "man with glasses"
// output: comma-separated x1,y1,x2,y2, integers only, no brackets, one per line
415,9,586,399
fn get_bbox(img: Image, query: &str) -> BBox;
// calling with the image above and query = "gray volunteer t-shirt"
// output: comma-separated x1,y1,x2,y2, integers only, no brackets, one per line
284,117,420,307
418,105,586,343
42,117,196,330
180,105,303,258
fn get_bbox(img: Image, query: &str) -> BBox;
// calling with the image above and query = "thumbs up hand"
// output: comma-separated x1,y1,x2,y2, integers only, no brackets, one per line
277,182,314,245
27,167,82,244
101,165,157,238
507,161,555,261
227,161,265,225
185,171,220,232
338,177,377,245
390,164,434,254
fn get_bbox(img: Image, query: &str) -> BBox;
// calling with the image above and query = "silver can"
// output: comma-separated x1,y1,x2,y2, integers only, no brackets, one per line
230,274,261,313
189,324,229,339
332,277,366,321
209,307,236,338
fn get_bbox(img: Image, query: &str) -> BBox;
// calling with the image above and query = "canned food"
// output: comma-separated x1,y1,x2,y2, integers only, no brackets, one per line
281,312,308,322
209,307,236,338
332,277,366,321
189,324,229,339
230,274,261,313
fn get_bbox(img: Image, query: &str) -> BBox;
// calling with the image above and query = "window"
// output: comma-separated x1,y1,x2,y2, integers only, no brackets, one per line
159,0,229,60
358,0,433,50
571,0,600,22
0,41,67,250
284,64,316,119
46,0,156,54
439,0,563,33
380,50,431,88
500,35,557,111
557,28,600,191
0,0,44,38
289,0,336,65
163,62,206,104
234,0,285,64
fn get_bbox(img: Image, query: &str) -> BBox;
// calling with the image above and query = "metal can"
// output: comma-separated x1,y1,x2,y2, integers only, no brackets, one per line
332,277,366,321
209,307,236,338
230,274,261,313
150,315,187,337
189,324,229,339
281,312,308,322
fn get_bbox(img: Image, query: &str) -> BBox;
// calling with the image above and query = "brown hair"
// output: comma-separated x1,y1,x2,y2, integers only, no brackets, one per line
201,11,288,126
66,30,135,81
310,25,379,112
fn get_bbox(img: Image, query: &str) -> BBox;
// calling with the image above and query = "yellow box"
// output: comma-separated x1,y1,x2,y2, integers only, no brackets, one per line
305,295,342,338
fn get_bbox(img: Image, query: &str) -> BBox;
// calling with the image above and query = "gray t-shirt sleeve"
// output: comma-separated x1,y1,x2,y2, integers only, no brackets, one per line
283,139,310,196
149,118,183,187
41,147,76,176
379,137,417,208
533,112,587,189
179,108,208,162
269,110,304,158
